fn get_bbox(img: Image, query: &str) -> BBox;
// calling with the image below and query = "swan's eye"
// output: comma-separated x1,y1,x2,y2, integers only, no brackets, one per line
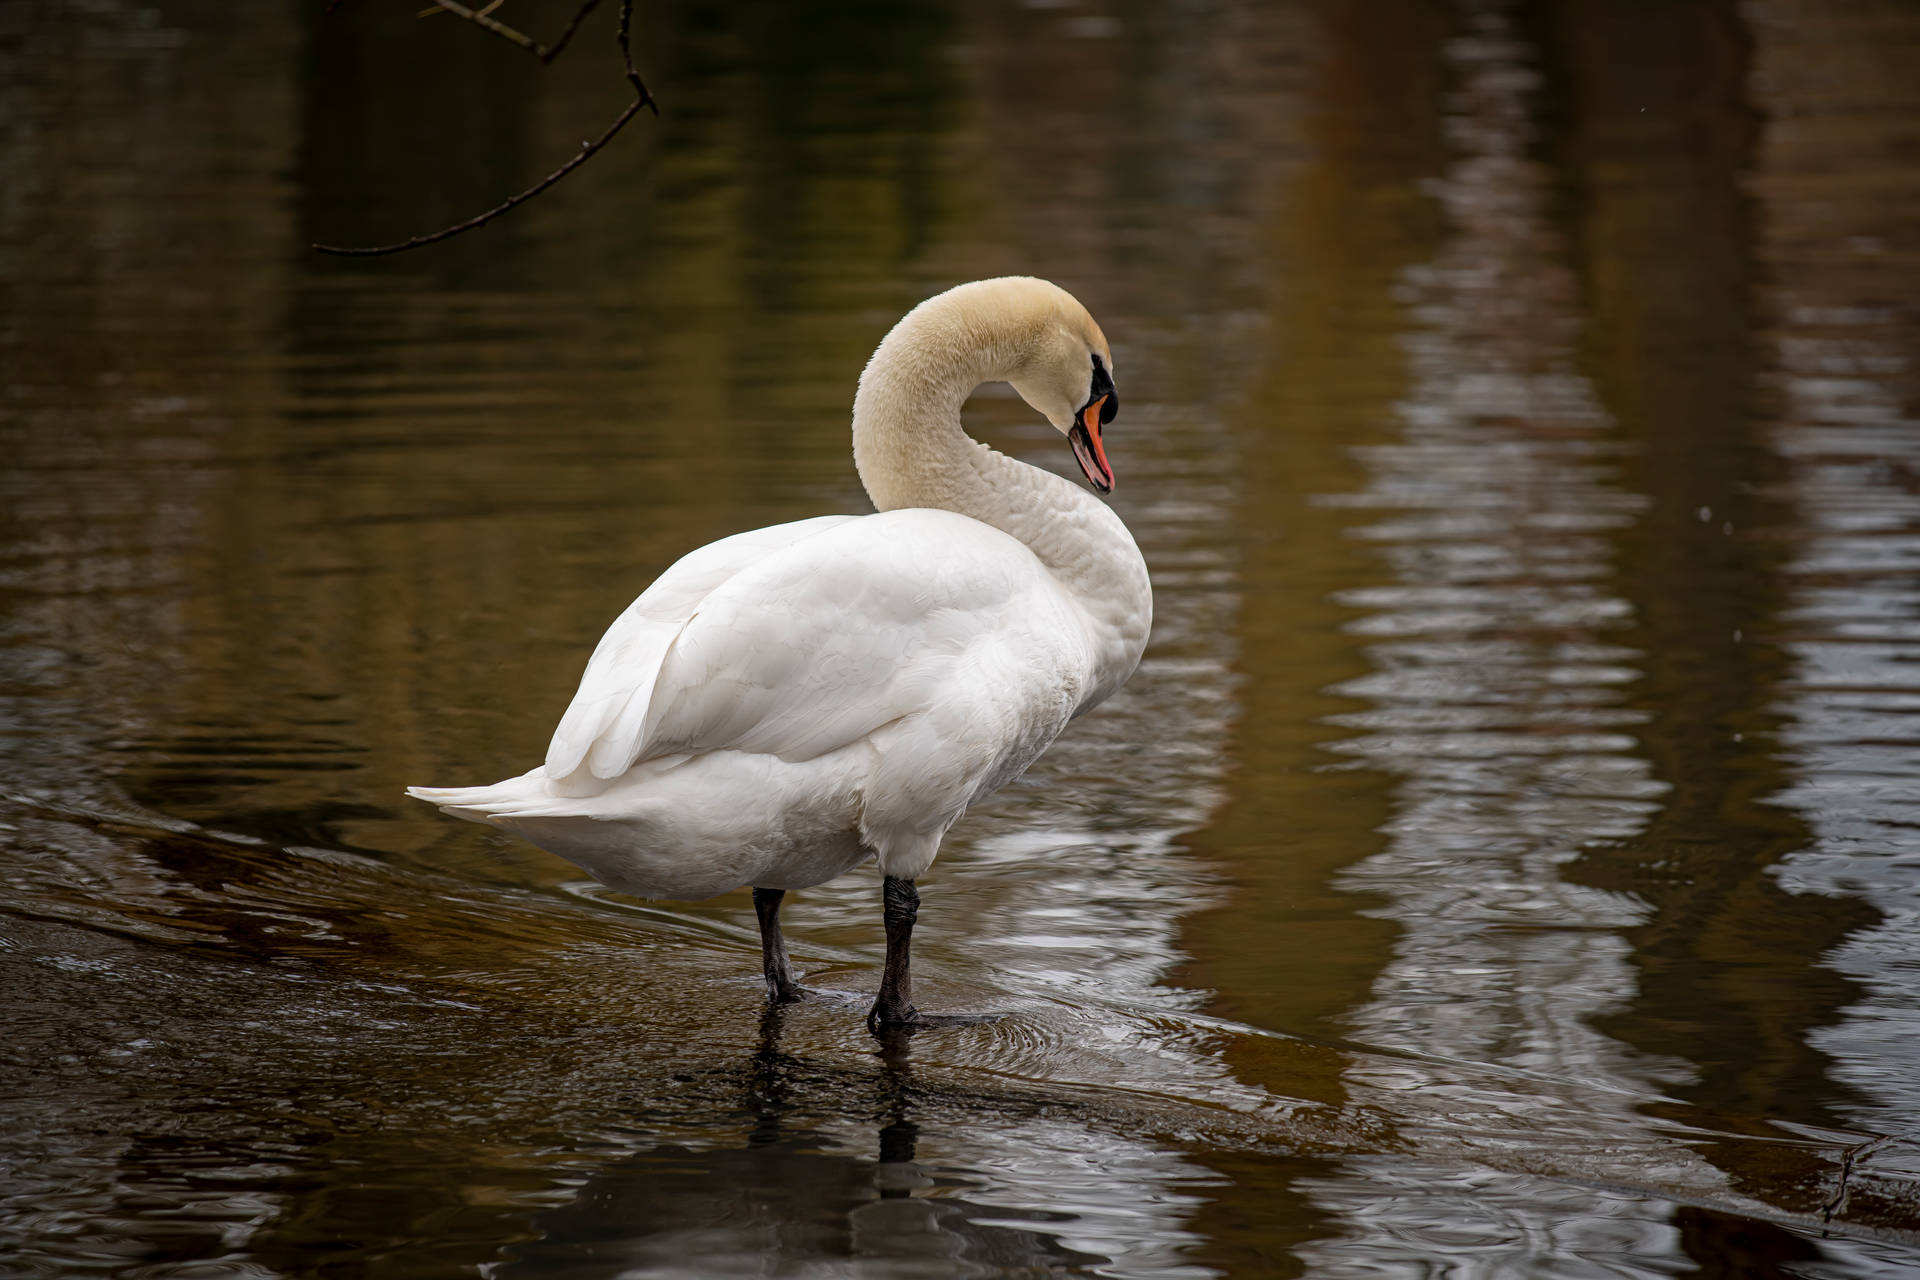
1089,354,1117,424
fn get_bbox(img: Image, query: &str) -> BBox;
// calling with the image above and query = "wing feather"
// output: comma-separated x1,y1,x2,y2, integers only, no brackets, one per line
543,515,856,789
635,510,1065,766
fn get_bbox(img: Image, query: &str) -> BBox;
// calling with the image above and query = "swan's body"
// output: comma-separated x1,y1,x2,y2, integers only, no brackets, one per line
408,278,1150,1030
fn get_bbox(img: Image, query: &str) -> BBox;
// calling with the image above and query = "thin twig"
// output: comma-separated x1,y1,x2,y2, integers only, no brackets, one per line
418,0,506,18
1822,1134,1894,1228
615,0,644,86
312,0,654,257
425,0,539,56
312,100,649,257
539,0,601,64
421,0,600,63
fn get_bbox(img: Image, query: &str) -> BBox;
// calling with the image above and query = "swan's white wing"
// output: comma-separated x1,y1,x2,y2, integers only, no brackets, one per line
544,515,857,787
627,509,1089,770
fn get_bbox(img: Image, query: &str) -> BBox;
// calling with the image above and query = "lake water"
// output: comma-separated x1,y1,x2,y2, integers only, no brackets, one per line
4,0,1920,1274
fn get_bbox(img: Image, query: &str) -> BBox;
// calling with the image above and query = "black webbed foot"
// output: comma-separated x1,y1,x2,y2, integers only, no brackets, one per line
866,1006,1003,1035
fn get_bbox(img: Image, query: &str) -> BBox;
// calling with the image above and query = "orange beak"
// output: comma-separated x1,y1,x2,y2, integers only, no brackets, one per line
1070,395,1115,493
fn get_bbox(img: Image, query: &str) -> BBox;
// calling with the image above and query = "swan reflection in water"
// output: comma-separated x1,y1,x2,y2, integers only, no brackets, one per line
503,1006,1108,1277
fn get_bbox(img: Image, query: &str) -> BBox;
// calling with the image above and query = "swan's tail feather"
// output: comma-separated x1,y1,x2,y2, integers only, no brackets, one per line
405,769,574,825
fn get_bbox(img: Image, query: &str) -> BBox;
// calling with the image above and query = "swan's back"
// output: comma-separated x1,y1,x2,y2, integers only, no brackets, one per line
543,514,856,792
556,508,1098,806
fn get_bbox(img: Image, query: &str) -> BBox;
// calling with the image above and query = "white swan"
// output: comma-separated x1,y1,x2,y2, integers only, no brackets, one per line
408,277,1151,1031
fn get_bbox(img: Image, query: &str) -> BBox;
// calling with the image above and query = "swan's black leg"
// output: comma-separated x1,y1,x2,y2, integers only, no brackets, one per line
753,887,805,1003
866,876,1005,1035
751,887,863,1010
867,876,920,1031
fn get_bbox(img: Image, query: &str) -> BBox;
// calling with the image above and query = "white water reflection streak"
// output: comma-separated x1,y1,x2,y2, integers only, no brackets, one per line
1302,4,1693,1268
1759,0,1920,1190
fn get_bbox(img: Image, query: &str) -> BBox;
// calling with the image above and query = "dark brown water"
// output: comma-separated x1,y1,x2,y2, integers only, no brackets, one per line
5,0,1920,1274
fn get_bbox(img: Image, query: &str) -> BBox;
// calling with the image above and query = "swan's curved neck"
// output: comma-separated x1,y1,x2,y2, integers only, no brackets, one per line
851,298,1018,525
850,284,1153,703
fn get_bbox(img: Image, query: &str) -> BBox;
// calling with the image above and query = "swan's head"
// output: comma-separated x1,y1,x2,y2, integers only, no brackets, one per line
859,277,1123,500
997,280,1121,494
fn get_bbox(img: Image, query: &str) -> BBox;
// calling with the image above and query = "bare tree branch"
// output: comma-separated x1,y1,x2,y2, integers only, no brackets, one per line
313,97,651,257
538,0,601,64
423,0,539,56
312,0,656,258
614,0,644,87
417,0,507,20
417,0,601,64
